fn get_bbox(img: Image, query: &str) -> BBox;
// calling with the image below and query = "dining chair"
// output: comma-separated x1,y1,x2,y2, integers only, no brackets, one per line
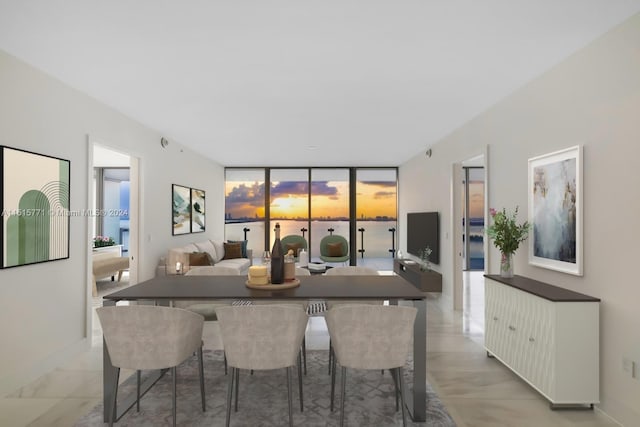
216,304,308,427
326,305,417,427
97,305,205,427
323,266,382,374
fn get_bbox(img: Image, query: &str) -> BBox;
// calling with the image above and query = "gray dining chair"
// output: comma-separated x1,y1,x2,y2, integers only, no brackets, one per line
326,305,417,427
216,304,308,427
323,266,382,374
97,305,205,427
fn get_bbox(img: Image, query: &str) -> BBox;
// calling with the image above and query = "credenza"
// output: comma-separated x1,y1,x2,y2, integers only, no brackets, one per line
484,275,600,408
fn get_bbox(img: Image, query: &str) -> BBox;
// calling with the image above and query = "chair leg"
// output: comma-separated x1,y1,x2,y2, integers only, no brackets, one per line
287,366,294,427
234,368,240,412
136,370,141,412
340,367,347,427
330,354,337,411
390,368,399,412
328,339,332,375
297,350,304,412
226,367,234,427
224,352,228,375
108,368,120,427
397,367,407,427
302,336,307,375
198,345,206,412
171,366,177,427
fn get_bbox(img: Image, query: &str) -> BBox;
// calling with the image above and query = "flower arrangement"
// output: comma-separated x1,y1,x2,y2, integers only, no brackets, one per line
93,235,115,248
486,207,530,255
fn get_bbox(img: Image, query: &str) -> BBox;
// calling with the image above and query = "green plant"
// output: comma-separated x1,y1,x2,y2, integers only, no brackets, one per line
486,207,530,255
419,246,432,272
93,235,115,247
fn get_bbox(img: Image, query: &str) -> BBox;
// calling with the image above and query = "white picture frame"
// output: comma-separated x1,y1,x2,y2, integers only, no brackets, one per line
528,145,583,276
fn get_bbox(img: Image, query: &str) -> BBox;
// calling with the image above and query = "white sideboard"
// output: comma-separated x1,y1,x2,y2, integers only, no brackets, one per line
484,275,600,408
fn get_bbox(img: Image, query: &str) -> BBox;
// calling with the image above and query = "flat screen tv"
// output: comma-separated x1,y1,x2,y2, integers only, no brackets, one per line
407,212,440,264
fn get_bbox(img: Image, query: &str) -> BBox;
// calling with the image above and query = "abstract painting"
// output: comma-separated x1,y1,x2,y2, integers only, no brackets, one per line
191,188,205,233
528,145,582,275
1,146,70,268
172,184,191,235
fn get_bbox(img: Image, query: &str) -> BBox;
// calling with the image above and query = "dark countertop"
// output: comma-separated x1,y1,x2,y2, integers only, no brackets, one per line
484,274,600,302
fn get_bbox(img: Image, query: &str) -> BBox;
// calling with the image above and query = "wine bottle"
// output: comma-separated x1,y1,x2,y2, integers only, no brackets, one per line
270,223,285,284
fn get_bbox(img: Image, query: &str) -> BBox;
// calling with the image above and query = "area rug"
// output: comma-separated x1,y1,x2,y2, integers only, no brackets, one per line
75,350,456,426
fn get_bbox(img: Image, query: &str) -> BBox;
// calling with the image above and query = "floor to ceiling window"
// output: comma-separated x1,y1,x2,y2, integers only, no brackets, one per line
225,167,397,269
224,169,266,258
355,169,397,266
310,169,350,260
463,167,485,270
95,167,130,253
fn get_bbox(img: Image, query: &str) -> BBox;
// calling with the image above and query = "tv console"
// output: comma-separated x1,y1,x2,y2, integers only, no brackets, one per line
393,259,442,292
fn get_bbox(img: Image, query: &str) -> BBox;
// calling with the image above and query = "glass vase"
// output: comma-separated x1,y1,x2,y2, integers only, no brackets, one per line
500,252,513,278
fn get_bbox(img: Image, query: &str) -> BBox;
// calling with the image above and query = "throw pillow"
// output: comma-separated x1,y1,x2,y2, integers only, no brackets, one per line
228,240,248,258
189,252,214,267
327,242,345,257
285,242,303,256
223,242,243,260
194,240,217,262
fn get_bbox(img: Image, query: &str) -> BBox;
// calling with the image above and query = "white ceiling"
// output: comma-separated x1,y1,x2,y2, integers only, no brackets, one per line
1,1,639,167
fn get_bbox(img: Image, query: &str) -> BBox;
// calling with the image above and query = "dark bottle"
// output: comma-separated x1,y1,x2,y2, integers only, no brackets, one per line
270,223,285,284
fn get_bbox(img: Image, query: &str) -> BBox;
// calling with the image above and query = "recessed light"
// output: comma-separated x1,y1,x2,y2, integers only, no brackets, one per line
307,145,318,150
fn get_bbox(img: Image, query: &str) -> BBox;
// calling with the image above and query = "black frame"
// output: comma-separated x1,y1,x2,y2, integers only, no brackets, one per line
0,145,71,268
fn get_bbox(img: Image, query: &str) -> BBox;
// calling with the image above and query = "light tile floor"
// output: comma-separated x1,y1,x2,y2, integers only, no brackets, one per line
0,270,621,426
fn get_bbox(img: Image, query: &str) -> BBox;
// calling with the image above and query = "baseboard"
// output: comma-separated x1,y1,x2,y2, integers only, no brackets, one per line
0,337,91,397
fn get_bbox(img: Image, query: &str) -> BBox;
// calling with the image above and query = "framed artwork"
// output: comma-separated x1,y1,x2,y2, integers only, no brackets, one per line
191,188,205,233
172,184,191,235
1,146,70,268
528,145,583,276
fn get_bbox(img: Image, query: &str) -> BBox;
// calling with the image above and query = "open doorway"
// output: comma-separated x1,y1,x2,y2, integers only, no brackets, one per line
88,144,139,344
452,151,488,334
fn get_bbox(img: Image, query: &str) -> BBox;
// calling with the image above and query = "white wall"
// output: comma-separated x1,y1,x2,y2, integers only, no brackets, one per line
399,14,640,425
0,49,224,394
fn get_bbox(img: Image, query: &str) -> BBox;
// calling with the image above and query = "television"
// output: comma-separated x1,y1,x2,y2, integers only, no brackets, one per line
406,212,440,264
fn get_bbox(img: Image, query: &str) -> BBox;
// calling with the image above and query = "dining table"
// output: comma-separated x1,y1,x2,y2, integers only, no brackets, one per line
101,273,428,422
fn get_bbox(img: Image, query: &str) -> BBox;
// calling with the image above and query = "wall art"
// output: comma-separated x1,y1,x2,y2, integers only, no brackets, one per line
172,184,191,235
1,146,70,268
528,145,583,275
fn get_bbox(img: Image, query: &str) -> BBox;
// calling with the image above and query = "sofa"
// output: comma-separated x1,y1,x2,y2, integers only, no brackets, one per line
157,238,251,276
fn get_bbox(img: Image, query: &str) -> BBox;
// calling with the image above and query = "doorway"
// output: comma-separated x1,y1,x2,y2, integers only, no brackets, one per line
452,151,488,319
88,143,139,343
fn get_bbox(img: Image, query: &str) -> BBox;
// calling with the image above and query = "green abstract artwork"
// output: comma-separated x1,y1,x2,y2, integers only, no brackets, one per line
1,146,70,268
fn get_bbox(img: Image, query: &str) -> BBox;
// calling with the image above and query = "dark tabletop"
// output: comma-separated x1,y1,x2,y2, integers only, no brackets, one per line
103,274,425,301
485,274,600,302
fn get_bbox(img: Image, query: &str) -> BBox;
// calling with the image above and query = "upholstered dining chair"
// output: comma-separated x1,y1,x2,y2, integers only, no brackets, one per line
281,235,308,259
216,305,308,427
319,235,350,264
326,305,417,427
97,305,205,427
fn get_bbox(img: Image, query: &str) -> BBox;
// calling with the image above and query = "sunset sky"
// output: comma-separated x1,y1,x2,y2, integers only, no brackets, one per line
225,179,397,220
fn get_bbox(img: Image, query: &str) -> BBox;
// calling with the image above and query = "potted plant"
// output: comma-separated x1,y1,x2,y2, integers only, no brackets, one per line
419,246,432,272
486,207,530,278
93,235,116,248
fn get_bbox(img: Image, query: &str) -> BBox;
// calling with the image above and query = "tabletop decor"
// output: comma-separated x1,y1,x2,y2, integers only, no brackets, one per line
486,206,530,278
93,235,115,248
1,145,70,268
528,145,583,275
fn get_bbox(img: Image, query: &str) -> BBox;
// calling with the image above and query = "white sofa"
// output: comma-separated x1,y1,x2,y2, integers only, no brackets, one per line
158,239,251,276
